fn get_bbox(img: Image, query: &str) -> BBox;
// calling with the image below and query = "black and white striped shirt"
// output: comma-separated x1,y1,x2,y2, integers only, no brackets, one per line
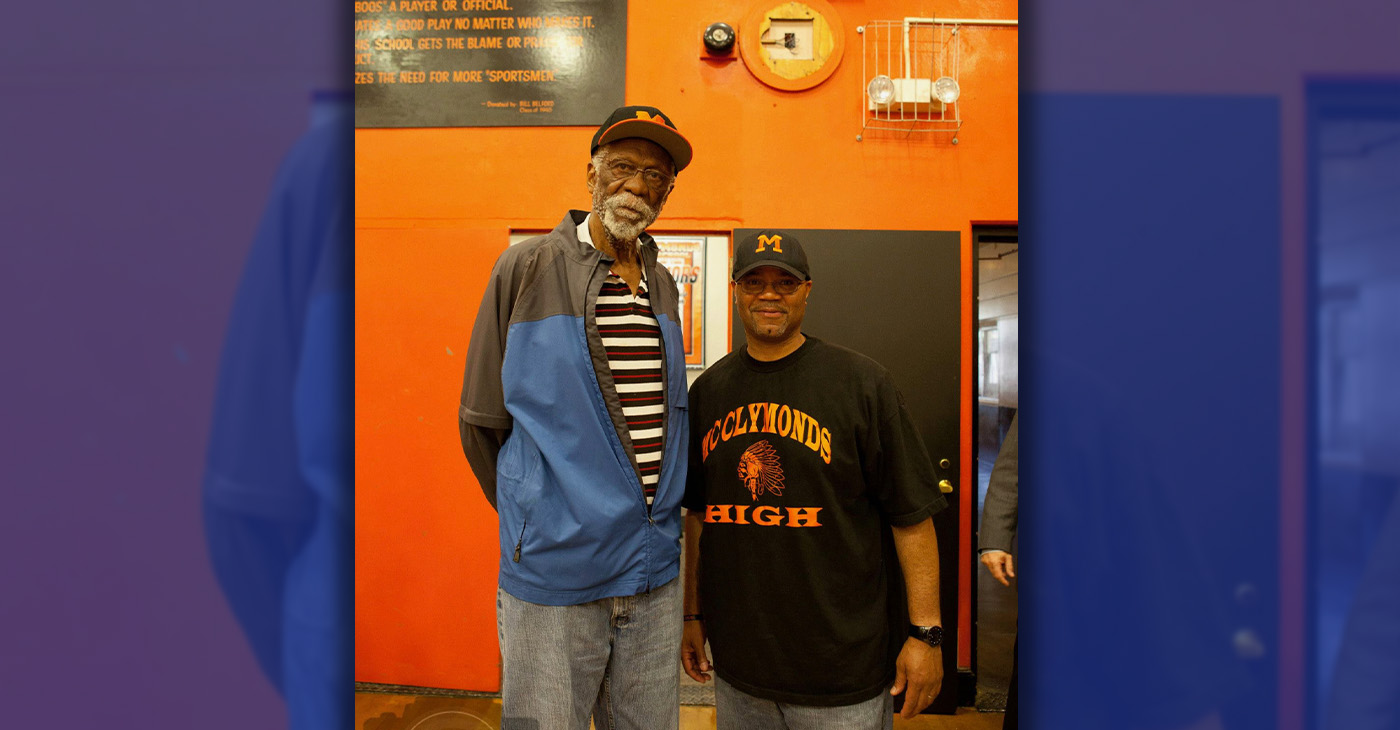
582,217,666,507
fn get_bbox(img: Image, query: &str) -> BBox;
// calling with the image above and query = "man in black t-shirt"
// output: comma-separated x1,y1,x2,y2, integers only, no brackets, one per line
680,230,948,728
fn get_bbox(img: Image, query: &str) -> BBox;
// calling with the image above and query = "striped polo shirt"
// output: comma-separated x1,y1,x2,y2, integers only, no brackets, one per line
580,216,666,507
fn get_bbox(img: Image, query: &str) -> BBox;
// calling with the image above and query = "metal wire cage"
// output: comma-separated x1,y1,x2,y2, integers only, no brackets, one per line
858,19,963,141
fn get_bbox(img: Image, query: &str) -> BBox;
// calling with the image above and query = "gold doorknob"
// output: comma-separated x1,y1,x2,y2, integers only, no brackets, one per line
938,479,953,493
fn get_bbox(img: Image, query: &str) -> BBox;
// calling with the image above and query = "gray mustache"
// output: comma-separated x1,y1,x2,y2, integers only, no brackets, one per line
607,192,655,215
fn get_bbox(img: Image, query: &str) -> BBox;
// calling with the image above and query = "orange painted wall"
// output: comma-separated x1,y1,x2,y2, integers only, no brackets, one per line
356,0,1018,690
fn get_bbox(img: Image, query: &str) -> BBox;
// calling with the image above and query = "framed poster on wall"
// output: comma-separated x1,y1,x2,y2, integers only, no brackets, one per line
355,0,626,127
653,236,706,369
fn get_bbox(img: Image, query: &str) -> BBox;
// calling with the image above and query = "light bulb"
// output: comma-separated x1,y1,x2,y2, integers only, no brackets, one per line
934,76,960,104
867,75,895,105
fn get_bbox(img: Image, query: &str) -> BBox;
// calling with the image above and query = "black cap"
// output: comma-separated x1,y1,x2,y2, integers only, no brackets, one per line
591,105,693,172
732,230,811,281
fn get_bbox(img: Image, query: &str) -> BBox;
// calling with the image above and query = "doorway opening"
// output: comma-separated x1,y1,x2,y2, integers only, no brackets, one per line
972,225,1018,712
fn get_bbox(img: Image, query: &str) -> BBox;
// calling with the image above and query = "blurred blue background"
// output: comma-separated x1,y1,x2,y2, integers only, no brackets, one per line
1309,80,1400,730
1022,0,1400,727
1024,92,1279,730
0,1,341,726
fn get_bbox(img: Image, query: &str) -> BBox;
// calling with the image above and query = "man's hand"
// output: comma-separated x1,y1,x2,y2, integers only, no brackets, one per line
680,619,712,683
980,549,1015,587
890,638,943,718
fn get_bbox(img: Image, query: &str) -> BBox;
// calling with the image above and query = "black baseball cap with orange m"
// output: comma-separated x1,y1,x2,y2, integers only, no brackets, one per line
591,105,693,172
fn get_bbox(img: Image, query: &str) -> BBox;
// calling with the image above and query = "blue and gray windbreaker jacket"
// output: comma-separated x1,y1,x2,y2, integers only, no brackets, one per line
459,210,688,605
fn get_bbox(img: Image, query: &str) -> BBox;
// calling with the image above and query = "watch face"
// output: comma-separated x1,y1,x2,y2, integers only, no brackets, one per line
911,625,943,646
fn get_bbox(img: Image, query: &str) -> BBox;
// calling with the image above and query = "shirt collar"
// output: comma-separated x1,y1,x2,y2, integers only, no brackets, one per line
578,213,596,247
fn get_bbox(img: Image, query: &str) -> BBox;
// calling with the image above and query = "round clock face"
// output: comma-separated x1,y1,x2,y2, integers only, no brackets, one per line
739,0,845,92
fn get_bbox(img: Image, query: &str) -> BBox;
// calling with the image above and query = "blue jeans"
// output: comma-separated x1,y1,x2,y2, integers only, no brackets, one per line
497,578,681,730
714,675,894,730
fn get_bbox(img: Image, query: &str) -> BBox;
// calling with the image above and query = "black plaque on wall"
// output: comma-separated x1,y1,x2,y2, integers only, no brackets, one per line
354,0,626,128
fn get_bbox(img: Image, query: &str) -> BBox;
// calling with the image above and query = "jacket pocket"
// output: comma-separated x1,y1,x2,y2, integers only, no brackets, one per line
497,427,541,483
498,428,543,563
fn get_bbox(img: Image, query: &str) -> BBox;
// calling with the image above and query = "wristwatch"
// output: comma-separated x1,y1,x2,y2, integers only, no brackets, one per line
909,624,944,648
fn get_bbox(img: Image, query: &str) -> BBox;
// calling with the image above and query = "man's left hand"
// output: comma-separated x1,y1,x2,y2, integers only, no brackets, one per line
890,638,943,719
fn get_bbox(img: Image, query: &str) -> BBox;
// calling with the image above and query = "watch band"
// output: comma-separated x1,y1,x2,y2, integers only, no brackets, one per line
909,624,944,648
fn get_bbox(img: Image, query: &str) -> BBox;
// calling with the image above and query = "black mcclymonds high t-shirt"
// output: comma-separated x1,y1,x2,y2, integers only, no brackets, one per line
682,337,947,706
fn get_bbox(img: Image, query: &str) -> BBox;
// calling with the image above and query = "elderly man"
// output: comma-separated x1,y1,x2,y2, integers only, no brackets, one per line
681,231,948,728
459,105,693,730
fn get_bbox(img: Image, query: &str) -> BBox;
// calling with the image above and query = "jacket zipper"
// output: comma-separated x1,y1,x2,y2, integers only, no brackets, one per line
589,241,663,594
513,520,526,562
595,247,662,514
644,244,669,515
639,243,662,597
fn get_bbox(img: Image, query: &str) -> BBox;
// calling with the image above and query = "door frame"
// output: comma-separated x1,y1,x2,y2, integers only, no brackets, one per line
966,223,1019,706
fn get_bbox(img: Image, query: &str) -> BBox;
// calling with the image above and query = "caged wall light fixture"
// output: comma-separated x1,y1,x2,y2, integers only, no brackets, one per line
858,16,1016,144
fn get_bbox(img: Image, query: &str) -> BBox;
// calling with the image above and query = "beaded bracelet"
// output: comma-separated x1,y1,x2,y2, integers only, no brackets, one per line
683,614,705,621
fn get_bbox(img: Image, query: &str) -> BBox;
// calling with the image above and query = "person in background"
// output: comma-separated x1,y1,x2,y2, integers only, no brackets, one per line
979,413,1018,728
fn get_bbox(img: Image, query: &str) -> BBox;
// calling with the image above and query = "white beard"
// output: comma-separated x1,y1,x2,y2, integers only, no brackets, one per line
593,188,659,244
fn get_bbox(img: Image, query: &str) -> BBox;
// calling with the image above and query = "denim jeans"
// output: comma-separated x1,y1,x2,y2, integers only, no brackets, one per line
497,578,681,730
714,675,894,730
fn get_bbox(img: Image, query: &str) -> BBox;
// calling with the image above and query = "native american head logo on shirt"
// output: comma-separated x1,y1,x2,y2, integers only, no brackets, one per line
737,439,785,501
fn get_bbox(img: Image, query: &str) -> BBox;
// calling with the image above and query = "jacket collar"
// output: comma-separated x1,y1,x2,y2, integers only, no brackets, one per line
558,210,658,268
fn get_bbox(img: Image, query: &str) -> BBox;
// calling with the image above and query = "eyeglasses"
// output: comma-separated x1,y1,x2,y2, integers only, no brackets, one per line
736,276,804,295
605,160,674,191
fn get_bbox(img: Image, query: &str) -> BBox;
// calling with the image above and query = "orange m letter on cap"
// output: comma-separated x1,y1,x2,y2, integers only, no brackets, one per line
635,110,668,125
756,234,783,253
